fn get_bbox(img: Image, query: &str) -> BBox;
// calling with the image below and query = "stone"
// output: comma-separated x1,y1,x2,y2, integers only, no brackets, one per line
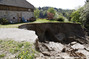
48,42,64,52
42,52,50,56
70,42,77,45
59,53,70,59
0,11,34,23
76,50,89,59
86,47,89,51
71,43,85,49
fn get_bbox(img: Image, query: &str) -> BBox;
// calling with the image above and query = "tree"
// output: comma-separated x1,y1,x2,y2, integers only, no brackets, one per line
39,10,47,18
47,12,54,20
34,8,40,18
47,8,56,19
80,0,89,33
70,10,80,22
47,8,56,15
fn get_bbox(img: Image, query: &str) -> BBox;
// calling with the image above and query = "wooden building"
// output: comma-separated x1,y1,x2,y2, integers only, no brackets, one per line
0,0,35,23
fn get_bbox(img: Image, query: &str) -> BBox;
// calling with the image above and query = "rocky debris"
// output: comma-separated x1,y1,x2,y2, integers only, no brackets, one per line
19,23,89,59
85,47,89,51
76,50,89,59
71,43,85,49
34,40,89,59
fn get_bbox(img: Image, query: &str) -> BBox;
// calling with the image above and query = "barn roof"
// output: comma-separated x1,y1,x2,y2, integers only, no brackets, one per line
0,0,35,9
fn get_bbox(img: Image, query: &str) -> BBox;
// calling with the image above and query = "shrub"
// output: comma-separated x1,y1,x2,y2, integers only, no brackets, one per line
28,17,36,22
0,18,9,25
47,12,54,20
56,15,65,22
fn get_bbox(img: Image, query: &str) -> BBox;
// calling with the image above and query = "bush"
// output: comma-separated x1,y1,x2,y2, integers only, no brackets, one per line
56,15,65,22
28,17,36,22
47,12,54,20
70,10,80,22
0,18,9,25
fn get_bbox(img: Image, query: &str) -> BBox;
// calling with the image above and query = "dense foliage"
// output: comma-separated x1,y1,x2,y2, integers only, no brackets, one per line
39,10,47,18
0,18,9,25
47,8,56,19
56,15,65,22
70,0,89,35
36,7,73,20
47,12,54,20
80,1,89,33
70,10,80,22
47,8,56,15
70,7,84,24
34,8,40,18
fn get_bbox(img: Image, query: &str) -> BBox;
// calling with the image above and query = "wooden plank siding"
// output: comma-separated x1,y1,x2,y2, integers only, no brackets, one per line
0,5,34,12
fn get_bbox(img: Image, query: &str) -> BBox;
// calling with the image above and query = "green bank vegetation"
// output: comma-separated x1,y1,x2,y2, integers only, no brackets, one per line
0,39,37,59
0,18,68,28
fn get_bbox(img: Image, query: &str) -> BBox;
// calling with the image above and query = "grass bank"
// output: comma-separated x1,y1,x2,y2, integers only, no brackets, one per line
0,23,26,28
33,19,58,23
0,19,69,28
0,39,37,59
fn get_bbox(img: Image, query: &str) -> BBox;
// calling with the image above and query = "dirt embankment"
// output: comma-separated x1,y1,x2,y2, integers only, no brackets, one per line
19,23,87,43
19,23,89,59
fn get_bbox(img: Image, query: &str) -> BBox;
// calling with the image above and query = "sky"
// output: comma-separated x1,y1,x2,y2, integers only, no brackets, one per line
27,0,86,9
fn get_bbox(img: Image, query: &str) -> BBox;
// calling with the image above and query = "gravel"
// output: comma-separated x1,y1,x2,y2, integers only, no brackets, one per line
0,28,38,43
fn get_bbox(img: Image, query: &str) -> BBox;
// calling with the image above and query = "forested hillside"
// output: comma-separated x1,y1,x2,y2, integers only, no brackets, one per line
35,7,73,20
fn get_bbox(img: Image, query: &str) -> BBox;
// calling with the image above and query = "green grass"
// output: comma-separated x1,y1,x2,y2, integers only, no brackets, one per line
0,19,70,28
0,23,27,28
0,19,58,28
0,39,37,59
33,19,59,23
0,54,5,58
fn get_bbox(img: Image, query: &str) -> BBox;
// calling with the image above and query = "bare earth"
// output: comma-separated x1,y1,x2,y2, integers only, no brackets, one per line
0,28,38,43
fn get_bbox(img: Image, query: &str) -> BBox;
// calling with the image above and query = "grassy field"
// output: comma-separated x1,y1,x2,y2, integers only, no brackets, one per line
0,39,37,59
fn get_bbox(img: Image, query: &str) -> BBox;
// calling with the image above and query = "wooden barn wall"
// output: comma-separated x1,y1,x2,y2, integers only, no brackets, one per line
0,5,34,12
